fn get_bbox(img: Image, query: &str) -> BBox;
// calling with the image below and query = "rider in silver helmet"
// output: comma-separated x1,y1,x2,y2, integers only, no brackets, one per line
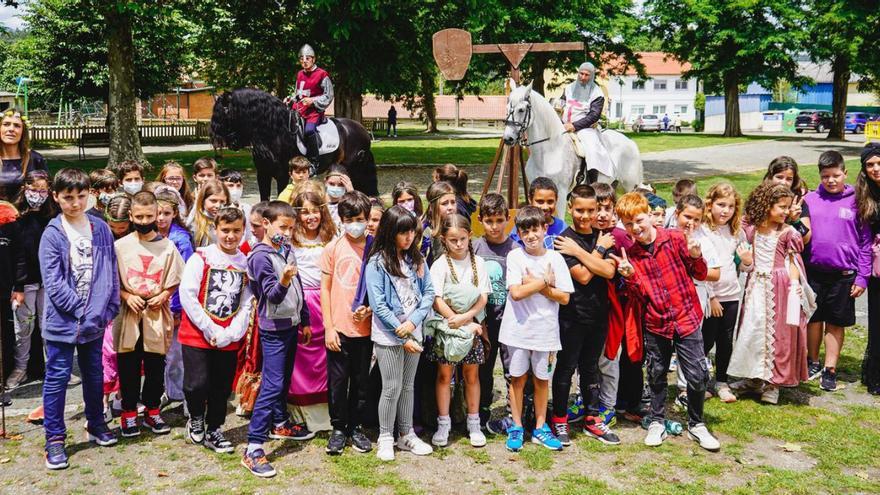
292,44,334,173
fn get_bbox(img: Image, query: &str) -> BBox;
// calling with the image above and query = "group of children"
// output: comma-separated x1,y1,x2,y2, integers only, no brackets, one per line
13,144,880,477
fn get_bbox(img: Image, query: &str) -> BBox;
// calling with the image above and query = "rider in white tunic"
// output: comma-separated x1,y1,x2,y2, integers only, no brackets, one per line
560,62,616,180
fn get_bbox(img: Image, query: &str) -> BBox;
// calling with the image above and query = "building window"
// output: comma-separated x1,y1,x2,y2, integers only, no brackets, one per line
631,105,645,115
653,79,667,90
615,102,623,118
653,105,666,115
675,105,688,115
632,80,645,90
675,79,688,90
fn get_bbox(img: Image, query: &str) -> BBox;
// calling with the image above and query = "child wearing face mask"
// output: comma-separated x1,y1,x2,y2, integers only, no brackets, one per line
392,181,423,217
324,165,353,233
6,170,55,391
87,168,118,219
116,160,145,196
113,191,184,438
287,190,337,433
219,169,253,244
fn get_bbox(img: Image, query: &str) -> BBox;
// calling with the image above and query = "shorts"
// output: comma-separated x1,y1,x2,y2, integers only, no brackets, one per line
507,346,556,380
807,269,856,327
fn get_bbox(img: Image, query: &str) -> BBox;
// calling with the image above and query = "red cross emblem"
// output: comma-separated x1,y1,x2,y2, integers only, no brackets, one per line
126,254,163,296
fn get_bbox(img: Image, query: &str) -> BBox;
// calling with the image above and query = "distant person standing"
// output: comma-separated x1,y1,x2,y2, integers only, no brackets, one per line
673,114,682,132
387,105,398,137
662,113,670,132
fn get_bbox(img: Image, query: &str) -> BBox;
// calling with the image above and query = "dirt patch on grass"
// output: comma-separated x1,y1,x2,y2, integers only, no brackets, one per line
738,436,817,472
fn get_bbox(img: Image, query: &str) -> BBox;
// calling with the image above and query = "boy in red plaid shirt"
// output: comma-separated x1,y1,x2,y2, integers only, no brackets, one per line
609,193,720,451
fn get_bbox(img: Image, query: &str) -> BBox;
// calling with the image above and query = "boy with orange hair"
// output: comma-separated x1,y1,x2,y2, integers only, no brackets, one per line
609,192,720,452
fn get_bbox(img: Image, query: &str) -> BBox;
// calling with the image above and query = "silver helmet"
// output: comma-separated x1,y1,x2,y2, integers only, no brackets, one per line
299,44,315,59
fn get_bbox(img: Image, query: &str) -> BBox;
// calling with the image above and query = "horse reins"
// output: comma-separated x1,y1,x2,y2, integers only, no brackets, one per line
504,93,557,147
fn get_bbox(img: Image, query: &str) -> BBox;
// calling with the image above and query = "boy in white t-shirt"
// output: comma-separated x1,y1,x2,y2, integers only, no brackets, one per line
499,206,574,453
673,195,721,407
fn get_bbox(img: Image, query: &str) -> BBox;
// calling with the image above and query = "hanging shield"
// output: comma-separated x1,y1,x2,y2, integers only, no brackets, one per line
432,28,472,81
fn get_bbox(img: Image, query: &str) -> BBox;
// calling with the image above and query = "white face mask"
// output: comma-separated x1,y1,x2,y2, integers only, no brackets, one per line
122,181,143,195
326,185,345,199
229,188,243,203
344,221,367,239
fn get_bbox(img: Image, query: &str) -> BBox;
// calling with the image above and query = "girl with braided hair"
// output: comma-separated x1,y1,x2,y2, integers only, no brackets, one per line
425,213,490,448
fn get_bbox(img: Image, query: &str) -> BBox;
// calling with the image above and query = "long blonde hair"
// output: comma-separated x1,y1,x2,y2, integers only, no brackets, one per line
703,182,742,235
422,181,456,231
192,179,228,247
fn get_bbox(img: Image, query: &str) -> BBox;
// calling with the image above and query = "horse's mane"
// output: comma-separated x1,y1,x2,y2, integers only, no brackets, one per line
211,88,298,163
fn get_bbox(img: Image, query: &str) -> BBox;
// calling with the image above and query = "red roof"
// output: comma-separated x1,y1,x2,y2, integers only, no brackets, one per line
602,52,691,77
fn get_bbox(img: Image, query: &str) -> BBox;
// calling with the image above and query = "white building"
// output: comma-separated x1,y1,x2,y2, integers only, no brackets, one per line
603,52,698,123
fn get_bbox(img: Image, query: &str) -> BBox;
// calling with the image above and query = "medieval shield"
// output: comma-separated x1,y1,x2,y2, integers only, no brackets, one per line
432,28,472,81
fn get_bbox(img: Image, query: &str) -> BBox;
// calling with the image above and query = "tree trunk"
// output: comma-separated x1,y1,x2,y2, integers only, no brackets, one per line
274,72,287,99
334,81,363,123
106,7,146,169
829,54,850,140
420,70,438,133
530,54,548,96
722,74,742,137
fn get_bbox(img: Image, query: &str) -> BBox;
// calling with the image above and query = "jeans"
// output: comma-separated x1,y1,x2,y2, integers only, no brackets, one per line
12,284,44,370
117,333,165,412
247,326,297,445
182,345,237,431
598,349,619,410
326,334,372,433
645,330,709,427
552,318,606,418
43,337,104,440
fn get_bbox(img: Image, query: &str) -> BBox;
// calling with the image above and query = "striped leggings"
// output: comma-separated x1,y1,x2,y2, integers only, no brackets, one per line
375,343,420,436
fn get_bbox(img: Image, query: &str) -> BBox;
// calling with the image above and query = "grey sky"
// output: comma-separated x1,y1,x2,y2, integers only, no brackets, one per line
0,5,25,31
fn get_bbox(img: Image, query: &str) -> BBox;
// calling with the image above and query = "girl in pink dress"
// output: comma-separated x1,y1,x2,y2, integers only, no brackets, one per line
729,183,816,404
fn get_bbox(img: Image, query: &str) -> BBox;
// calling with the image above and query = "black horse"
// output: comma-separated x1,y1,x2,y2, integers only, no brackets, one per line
210,88,378,200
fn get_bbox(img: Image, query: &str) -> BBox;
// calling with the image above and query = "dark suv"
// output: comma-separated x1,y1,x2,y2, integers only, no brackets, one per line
795,110,833,133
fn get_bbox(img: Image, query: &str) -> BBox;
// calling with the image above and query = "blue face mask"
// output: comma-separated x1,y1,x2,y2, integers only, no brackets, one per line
326,185,345,199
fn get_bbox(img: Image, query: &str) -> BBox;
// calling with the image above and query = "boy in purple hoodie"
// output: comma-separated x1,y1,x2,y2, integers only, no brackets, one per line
804,151,872,392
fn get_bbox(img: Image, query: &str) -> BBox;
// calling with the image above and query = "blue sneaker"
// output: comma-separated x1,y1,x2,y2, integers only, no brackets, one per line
566,395,585,423
505,426,524,452
44,439,69,470
487,416,514,435
87,424,118,447
598,406,617,427
531,423,563,451
241,448,276,478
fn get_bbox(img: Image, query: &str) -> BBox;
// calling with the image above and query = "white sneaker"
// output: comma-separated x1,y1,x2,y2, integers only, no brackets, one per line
644,421,667,447
688,423,720,451
760,385,779,405
397,431,433,456
432,416,451,447
467,416,487,447
715,383,737,403
377,434,395,462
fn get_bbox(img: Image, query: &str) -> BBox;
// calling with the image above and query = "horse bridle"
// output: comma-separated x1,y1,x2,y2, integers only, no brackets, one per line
504,93,551,147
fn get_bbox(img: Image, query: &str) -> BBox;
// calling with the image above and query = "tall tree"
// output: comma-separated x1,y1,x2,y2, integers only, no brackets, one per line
804,0,878,140
644,0,806,137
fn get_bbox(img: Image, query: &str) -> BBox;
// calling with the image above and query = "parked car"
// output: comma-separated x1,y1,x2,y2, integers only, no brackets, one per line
795,110,833,133
845,112,871,133
633,114,661,132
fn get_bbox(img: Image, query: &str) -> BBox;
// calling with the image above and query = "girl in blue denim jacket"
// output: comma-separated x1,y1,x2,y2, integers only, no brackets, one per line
365,205,435,462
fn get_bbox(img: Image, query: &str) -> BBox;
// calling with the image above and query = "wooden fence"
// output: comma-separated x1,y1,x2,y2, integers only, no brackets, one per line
30,121,212,145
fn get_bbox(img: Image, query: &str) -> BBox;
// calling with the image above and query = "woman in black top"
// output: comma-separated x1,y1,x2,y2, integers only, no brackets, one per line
0,109,48,202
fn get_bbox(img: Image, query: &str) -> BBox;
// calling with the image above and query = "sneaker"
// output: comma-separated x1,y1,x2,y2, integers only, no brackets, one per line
187,416,206,444
350,426,372,453
143,408,171,435
674,392,689,412
204,429,235,454
487,416,514,435
86,424,118,447
761,385,780,404
5,368,26,390
326,429,347,455
644,421,667,447
598,407,617,427
120,411,140,438
552,418,571,447
467,416,487,448
44,439,69,470
270,420,316,441
566,394,585,423
241,448,276,478
687,423,720,451
820,368,838,392
620,408,646,423
377,434,395,461
583,417,621,445
532,423,563,451
715,384,737,403
807,360,823,381
68,373,82,386
432,416,451,447
397,431,433,456
506,425,525,452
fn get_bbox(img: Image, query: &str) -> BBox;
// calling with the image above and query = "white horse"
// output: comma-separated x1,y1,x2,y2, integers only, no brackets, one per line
502,80,644,218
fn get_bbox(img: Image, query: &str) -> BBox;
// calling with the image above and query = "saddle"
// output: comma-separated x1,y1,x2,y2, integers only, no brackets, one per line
295,118,341,156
